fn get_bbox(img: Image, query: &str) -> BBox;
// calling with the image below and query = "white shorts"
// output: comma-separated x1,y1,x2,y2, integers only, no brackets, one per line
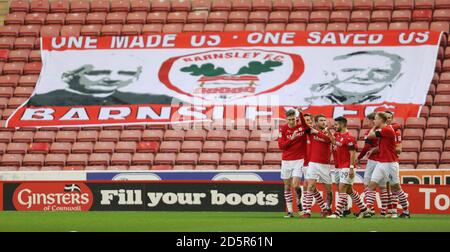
305,162,332,185
364,159,378,186
281,159,304,180
335,168,354,185
370,162,400,185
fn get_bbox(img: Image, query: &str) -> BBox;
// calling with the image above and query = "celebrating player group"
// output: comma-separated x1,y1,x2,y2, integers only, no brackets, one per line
278,108,411,219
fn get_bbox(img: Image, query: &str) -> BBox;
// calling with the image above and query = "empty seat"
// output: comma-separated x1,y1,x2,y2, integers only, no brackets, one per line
65,13,87,24
45,153,66,166
391,9,411,22
418,152,440,165
136,141,159,153
246,141,267,152
198,152,220,165
99,130,120,142
70,0,90,12
208,11,229,23
403,128,424,140
405,117,426,129
249,11,269,23
89,153,110,166
266,23,286,31
427,117,448,129
180,141,202,153
402,140,421,152
334,0,353,10
228,130,250,141
368,22,389,30
232,0,252,11
6,142,28,154
371,10,391,22
422,140,443,152
220,152,242,165
424,128,446,141
77,130,98,142
22,153,45,166
30,0,50,12
228,11,249,23
163,24,183,33
399,152,418,165
130,152,154,165
242,152,264,165
13,131,34,143
441,152,450,164
347,22,368,31
93,141,114,153
1,153,23,166
61,25,82,36
412,9,432,21
111,153,132,166
163,129,185,141
122,24,143,35
49,142,72,154
167,11,188,24
159,141,181,153
176,153,198,165
207,130,228,141
409,21,429,30
142,23,163,33
9,0,30,12
389,22,409,30
80,24,101,36
269,11,289,23
130,0,150,11
50,0,69,13
309,10,329,22
224,141,246,153
25,13,46,25
154,153,176,165
33,130,55,142
187,11,208,23
203,141,224,153
433,9,450,21
106,12,127,24
264,152,281,165
268,141,281,152
430,106,450,117
91,0,110,12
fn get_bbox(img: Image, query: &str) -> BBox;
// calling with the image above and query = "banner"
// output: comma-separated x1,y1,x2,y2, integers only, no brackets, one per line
6,31,441,127
1,181,449,214
1,181,284,212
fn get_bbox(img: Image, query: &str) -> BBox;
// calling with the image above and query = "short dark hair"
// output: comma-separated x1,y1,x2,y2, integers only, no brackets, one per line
334,116,347,126
286,109,296,117
303,113,312,118
376,112,388,122
384,110,394,116
314,114,326,123
366,112,376,120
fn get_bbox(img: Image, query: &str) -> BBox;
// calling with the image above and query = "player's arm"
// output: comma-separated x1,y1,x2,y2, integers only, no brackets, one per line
396,143,402,155
349,140,357,178
327,128,337,145
316,130,332,143
367,126,378,139
277,129,297,150
297,107,310,130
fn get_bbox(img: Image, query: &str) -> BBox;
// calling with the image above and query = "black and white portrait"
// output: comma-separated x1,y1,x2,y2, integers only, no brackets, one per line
305,50,404,105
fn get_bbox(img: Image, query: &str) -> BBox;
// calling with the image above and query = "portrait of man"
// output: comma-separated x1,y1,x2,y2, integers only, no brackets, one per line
305,50,404,105
27,58,181,106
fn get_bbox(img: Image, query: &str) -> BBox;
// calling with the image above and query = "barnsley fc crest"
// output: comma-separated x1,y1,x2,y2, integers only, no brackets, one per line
159,49,304,102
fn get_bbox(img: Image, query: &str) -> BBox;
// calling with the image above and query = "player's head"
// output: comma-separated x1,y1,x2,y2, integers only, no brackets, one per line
329,51,403,96
303,113,313,127
384,110,394,124
314,114,327,130
374,112,388,127
366,112,376,127
334,116,347,132
286,109,297,127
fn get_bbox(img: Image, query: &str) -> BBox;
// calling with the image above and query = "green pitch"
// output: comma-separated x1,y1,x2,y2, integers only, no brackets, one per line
0,212,449,232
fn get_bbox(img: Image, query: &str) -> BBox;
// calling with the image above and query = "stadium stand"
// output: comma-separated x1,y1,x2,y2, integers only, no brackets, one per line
0,0,448,171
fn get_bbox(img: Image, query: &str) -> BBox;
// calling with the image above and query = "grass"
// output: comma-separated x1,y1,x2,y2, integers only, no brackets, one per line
1,212,450,232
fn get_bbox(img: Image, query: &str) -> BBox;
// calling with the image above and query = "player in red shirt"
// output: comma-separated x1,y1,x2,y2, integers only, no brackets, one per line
384,110,403,218
278,109,311,218
327,117,370,219
302,114,333,218
292,113,313,212
365,112,410,218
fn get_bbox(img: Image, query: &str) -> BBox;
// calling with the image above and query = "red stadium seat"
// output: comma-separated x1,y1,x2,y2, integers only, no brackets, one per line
30,0,50,13
154,153,176,165
371,10,391,22
399,152,418,165
111,153,132,166
25,13,46,25
391,10,411,22
415,0,434,9
427,117,448,129
61,25,82,36
122,24,143,35
159,141,181,153
242,152,264,165
137,141,159,153
441,152,450,164
208,11,229,23
228,11,249,23
66,13,87,25
70,0,90,13
266,23,286,31
167,11,188,24
405,117,426,129
252,0,272,11
132,152,154,165
49,142,72,154
176,153,198,165
422,140,443,152
142,24,163,34
106,12,127,24
232,0,252,11
220,152,242,165
330,10,350,23
351,10,371,22
50,0,69,13
224,141,246,153
430,106,450,117
101,24,122,36
433,9,450,21
424,128,446,141
1,153,23,166
90,0,110,12
347,22,368,31
80,24,101,36
334,0,353,10
412,9,432,21
45,153,66,166
289,11,309,22
111,0,130,12
203,141,224,153
6,142,28,154
403,128,424,141
312,0,332,10
389,22,409,30
172,0,192,11
309,10,330,22
402,140,421,152
93,141,115,153
89,153,110,166
246,141,267,152
249,11,269,23
4,13,27,26
115,141,137,153
264,152,282,165
181,141,202,153
131,0,150,12
418,152,440,165
9,0,30,13
188,11,208,23
198,152,220,165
